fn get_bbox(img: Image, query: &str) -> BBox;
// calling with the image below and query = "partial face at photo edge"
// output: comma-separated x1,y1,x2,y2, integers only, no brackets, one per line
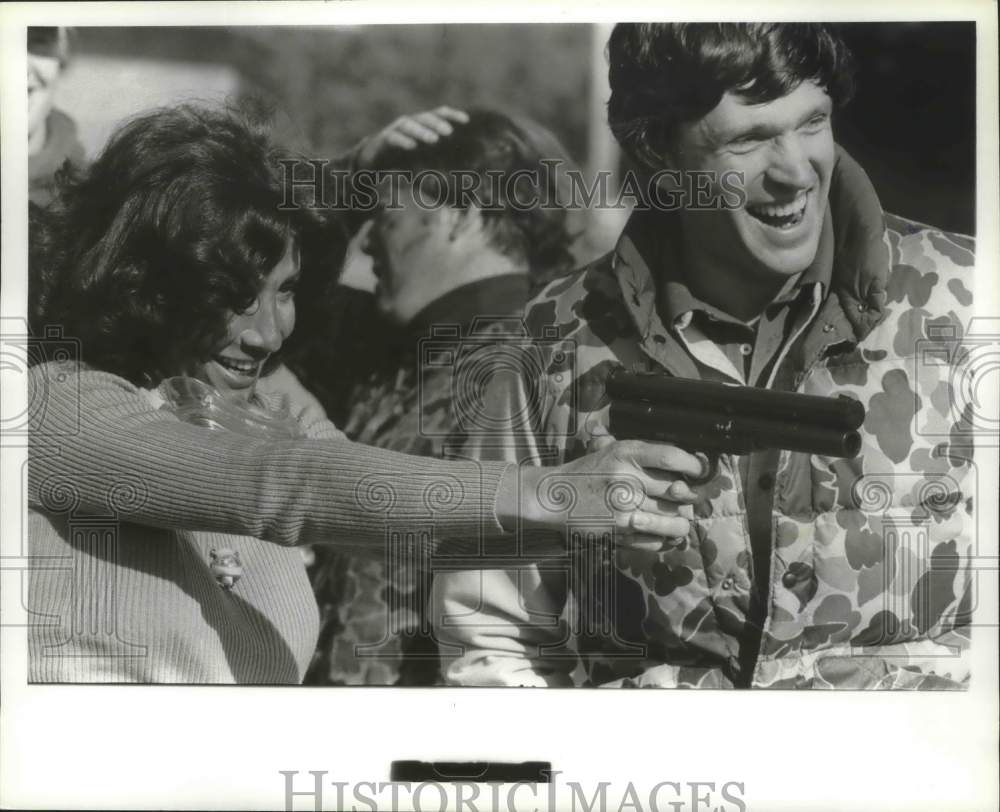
192,237,300,402
665,80,836,280
27,51,62,138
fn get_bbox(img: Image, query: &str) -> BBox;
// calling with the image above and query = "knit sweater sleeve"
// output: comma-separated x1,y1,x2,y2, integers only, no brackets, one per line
28,364,510,551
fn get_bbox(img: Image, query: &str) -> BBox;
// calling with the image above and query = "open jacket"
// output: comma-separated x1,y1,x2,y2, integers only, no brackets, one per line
432,147,976,689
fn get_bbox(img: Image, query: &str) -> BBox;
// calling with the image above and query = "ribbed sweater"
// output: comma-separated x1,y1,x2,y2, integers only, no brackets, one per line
26,363,511,683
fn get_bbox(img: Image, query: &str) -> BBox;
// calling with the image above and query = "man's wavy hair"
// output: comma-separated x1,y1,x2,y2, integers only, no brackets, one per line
370,108,576,285
607,23,856,169
30,103,344,386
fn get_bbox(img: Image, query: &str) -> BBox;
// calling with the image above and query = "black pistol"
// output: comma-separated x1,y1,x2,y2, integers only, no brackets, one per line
606,368,864,479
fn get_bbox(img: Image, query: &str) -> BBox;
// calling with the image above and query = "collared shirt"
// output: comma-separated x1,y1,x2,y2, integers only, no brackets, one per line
643,207,835,683
657,209,834,388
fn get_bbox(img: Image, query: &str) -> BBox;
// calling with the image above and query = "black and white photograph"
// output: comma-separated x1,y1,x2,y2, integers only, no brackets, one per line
2,2,998,810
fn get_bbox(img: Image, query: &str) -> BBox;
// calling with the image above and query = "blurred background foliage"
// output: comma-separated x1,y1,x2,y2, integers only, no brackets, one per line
65,25,593,172
237,25,594,161
62,22,975,237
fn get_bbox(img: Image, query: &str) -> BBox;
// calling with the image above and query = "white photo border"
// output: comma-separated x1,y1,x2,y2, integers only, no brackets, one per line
2,2,997,811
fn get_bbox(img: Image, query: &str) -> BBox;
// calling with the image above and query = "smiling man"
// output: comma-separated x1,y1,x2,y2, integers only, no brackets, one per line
432,23,976,689
670,80,835,316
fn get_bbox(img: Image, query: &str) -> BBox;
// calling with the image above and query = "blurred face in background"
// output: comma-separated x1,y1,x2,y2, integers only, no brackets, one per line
27,28,68,155
363,182,462,326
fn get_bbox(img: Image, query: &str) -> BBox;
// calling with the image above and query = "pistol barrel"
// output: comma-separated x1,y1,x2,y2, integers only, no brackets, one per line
606,369,865,431
609,400,862,458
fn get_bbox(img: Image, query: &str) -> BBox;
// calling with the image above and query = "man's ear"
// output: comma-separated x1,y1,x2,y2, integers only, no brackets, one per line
634,125,678,174
445,205,482,242
637,139,681,203
417,205,453,237
660,146,681,172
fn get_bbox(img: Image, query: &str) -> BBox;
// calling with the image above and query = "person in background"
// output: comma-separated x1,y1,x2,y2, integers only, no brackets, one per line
28,26,85,208
432,23,975,689
304,109,577,685
278,107,477,427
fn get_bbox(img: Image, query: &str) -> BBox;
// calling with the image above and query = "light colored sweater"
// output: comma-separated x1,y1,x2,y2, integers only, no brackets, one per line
26,363,510,683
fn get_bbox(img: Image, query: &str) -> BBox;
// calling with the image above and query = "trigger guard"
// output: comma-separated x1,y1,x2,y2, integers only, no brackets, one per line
685,452,718,485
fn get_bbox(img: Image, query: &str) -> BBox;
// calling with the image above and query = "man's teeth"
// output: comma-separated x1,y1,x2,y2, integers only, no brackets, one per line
748,196,807,227
753,199,806,217
216,358,259,375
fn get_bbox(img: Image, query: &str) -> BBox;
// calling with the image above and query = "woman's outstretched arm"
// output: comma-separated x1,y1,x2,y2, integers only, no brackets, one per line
29,363,696,554
28,364,510,552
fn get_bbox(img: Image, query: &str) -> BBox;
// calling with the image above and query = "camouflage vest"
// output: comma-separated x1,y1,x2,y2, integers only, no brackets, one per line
515,149,975,688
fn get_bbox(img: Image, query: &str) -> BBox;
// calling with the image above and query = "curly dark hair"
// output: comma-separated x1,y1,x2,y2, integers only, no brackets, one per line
30,103,344,385
369,108,576,283
607,23,856,169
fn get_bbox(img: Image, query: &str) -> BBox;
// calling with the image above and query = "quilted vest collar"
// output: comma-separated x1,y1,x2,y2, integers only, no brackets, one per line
825,146,891,342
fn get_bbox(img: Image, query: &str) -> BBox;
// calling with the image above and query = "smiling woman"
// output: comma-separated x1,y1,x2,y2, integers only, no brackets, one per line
31,105,334,391
198,238,301,400
26,104,358,683
26,102,700,684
